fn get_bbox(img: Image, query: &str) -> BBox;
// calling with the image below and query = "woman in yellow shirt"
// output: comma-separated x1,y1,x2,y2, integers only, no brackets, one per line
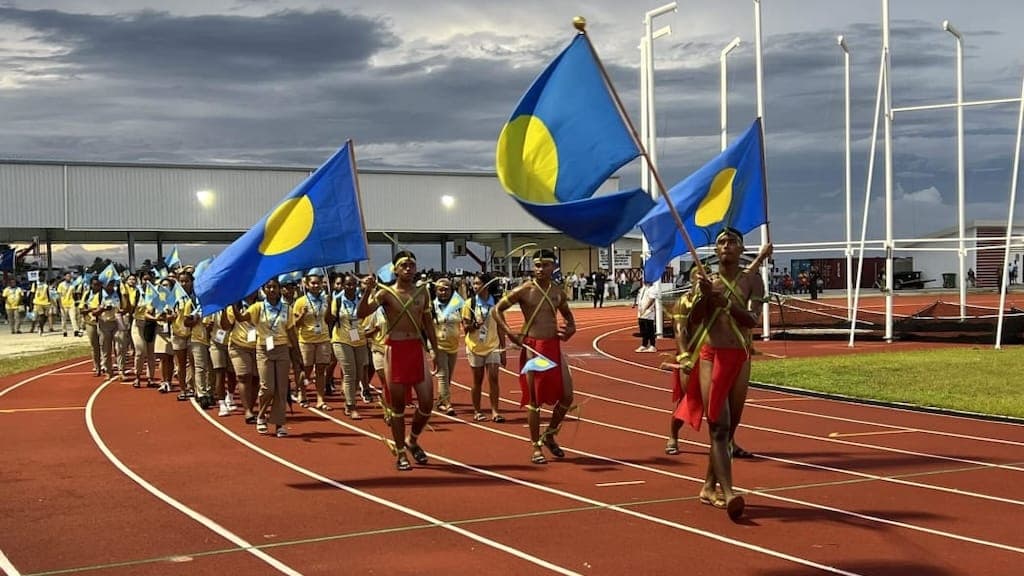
326,273,368,419
126,272,156,387
292,269,333,411
3,278,24,334
221,292,260,424
79,277,104,376
462,273,506,422
233,278,297,437
147,278,178,392
432,278,462,416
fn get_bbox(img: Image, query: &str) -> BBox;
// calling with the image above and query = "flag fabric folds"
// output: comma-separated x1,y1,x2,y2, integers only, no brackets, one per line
520,354,558,375
195,141,368,314
98,263,119,285
639,119,768,283
164,246,181,270
496,34,654,247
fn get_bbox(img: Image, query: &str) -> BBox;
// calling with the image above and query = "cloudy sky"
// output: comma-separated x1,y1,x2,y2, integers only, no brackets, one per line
1,0,1022,267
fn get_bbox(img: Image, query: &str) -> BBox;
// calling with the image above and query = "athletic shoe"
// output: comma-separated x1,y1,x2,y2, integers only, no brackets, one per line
224,392,234,410
217,400,230,417
276,425,288,438
634,346,646,353
645,346,658,353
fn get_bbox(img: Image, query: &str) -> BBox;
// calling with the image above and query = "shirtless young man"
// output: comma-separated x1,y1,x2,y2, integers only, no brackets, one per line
357,251,439,471
494,249,577,465
683,228,765,520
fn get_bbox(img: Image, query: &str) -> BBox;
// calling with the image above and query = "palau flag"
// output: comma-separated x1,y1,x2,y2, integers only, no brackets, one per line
496,34,654,247
520,354,558,375
98,263,119,285
639,119,768,283
195,141,368,314
164,246,181,270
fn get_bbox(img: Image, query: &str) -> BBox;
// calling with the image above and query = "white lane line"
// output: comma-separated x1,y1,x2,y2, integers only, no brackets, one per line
189,401,581,576
308,406,866,576
0,360,91,398
592,324,1024,443
433,386,1024,556
86,380,304,576
828,429,916,439
459,376,1024,509
594,481,645,487
0,548,22,576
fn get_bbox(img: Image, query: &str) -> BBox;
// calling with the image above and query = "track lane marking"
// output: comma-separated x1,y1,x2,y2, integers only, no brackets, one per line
86,380,304,576
0,360,91,398
187,400,582,575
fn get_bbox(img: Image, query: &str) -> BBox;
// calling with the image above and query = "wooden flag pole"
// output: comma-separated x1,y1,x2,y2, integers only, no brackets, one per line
573,16,707,276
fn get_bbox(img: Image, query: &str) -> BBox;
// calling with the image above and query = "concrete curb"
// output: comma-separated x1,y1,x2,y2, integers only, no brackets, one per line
750,380,1024,425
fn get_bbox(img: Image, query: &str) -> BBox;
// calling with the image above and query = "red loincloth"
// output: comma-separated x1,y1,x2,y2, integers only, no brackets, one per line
385,338,424,404
675,345,748,431
518,336,564,407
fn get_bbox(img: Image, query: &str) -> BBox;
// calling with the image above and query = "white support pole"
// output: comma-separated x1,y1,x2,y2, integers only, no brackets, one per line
849,50,888,348
995,75,1024,350
882,0,895,341
838,35,853,321
943,20,967,320
754,0,771,341
643,3,676,337
720,37,741,151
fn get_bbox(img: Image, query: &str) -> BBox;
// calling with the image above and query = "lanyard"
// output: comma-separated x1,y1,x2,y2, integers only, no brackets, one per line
306,292,325,321
474,295,494,323
263,300,285,333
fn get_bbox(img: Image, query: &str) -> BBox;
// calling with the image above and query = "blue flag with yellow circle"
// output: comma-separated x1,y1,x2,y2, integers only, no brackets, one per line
194,141,368,315
639,119,767,283
496,34,654,247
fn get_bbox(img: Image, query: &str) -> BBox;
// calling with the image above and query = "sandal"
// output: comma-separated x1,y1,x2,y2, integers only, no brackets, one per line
665,439,680,455
472,412,488,422
299,401,309,409
543,436,565,459
491,414,506,423
176,392,189,402
407,443,428,465
699,492,727,509
317,403,332,411
396,452,412,471
531,450,548,465
345,405,361,420
731,445,754,459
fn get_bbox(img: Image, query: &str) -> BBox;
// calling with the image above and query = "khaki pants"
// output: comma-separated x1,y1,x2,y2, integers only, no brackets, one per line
257,346,291,426
85,323,101,373
131,321,156,380
190,342,212,397
333,342,368,408
61,306,80,333
434,349,458,406
98,320,119,376
6,309,21,333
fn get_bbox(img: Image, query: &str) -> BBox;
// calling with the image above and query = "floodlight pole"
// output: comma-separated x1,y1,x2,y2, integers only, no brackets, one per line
838,35,853,321
720,37,741,151
942,20,967,320
642,2,676,337
753,0,771,340
995,76,1024,350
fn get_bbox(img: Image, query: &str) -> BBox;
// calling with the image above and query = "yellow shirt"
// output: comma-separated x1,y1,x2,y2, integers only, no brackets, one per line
79,290,100,326
330,292,366,346
246,300,294,348
32,284,50,307
3,287,23,309
58,282,76,308
293,293,330,344
97,289,121,323
225,306,256,349
123,285,146,321
462,296,500,356
433,296,463,353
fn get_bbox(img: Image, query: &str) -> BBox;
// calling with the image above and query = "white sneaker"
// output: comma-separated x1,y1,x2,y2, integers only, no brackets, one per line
645,346,658,353
634,346,646,353
217,400,230,417
225,392,234,410
276,425,288,438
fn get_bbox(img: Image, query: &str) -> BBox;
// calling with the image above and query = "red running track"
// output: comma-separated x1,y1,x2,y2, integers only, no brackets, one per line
1,304,1022,575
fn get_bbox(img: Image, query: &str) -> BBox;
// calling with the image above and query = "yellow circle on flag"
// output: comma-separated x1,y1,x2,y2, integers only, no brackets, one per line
258,196,315,256
695,167,735,227
495,115,559,204
535,358,550,368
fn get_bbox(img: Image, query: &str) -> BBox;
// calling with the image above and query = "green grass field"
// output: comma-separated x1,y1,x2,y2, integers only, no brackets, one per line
0,345,90,379
751,346,1024,419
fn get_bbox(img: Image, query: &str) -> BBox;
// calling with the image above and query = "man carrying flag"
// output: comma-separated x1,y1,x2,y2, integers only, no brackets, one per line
494,249,577,465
